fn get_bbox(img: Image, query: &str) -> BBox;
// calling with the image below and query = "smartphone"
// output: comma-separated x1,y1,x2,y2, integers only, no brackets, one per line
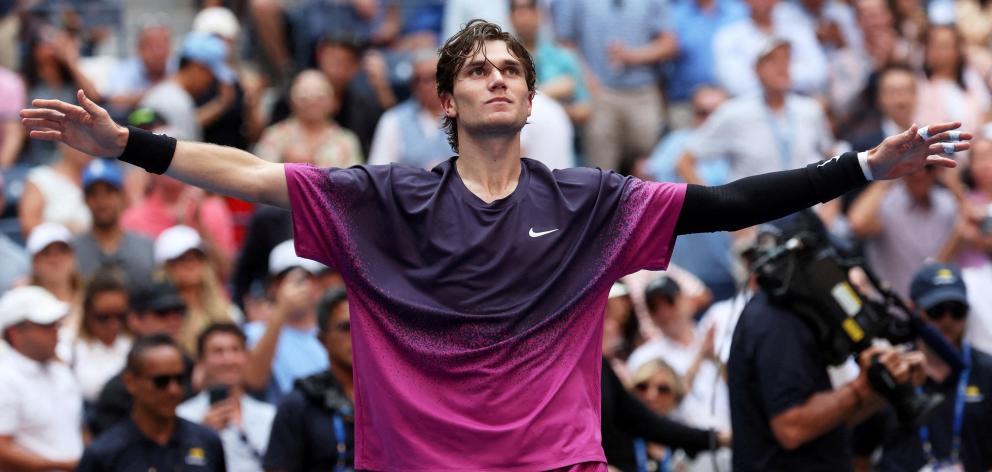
208,385,230,405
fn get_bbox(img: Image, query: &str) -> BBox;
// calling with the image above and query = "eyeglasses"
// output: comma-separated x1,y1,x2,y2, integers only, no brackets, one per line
146,372,187,390
92,311,127,324
925,301,967,321
634,382,673,396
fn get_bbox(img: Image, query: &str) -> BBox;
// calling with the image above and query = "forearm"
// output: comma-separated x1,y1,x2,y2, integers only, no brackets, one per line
847,181,891,237
244,318,285,391
0,440,73,471
626,34,679,65
771,380,874,450
675,152,868,235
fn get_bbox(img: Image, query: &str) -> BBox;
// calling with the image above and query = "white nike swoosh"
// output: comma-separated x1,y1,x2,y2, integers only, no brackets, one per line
529,228,559,238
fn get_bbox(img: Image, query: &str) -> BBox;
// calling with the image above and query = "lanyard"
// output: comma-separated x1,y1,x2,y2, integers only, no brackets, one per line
333,413,350,472
633,437,648,472
765,100,793,170
919,343,971,466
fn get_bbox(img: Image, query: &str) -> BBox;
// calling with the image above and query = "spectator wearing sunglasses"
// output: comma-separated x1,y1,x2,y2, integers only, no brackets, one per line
90,281,196,436
0,286,82,471
264,288,354,472
628,359,690,471
77,334,226,472
865,263,992,472
60,269,133,408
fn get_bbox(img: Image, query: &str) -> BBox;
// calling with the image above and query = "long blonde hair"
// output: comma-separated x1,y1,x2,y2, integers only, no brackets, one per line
158,262,232,355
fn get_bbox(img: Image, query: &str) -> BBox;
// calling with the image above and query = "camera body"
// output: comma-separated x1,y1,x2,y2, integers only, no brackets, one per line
752,230,943,426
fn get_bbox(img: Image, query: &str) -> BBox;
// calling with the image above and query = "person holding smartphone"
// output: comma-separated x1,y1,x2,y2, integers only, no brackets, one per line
177,323,276,472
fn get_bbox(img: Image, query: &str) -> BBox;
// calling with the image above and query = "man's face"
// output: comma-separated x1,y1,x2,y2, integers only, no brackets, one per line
125,346,186,420
186,62,216,96
747,0,778,17
131,307,186,340
200,332,247,388
649,298,679,329
317,44,360,93
85,182,125,230
756,46,791,95
139,27,171,78
440,40,533,144
509,1,540,43
856,0,893,31
8,320,62,362
691,88,728,127
903,166,936,201
322,302,352,370
878,70,916,124
923,301,968,346
290,72,337,123
412,58,440,111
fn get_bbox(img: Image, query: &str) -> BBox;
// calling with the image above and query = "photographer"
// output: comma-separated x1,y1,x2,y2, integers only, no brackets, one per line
727,211,927,471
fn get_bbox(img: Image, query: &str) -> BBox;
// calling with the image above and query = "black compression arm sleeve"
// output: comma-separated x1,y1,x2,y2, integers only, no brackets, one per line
674,151,868,235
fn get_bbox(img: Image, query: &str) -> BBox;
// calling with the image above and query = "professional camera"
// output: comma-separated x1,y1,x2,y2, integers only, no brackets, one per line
750,211,952,427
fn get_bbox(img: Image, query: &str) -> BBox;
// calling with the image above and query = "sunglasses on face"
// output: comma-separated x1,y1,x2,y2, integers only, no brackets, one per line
634,382,673,396
146,372,187,390
92,311,127,324
925,302,968,321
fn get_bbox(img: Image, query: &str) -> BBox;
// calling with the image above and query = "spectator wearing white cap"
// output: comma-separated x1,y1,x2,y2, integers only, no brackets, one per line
72,158,156,290
0,174,29,292
18,142,92,238
0,286,83,471
26,222,81,308
154,225,234,355
243,239,329,404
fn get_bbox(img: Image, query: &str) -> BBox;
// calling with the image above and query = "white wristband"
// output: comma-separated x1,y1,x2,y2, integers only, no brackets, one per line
857,151,874,181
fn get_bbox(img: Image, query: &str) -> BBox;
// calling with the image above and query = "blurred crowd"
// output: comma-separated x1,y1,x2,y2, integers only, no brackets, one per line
0,0,991,470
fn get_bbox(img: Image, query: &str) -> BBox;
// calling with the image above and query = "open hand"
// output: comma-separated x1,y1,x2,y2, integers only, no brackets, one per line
867,122,971,180
20,89,129,158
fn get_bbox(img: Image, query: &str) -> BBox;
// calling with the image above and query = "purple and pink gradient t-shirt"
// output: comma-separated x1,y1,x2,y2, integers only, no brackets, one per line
286,157,685,471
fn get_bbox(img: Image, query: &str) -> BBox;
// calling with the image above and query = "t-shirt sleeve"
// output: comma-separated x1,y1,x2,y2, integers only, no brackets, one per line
263,394,307,470
756,312,826,417
616,179,687,274
284,163,379,270
75,446,105,472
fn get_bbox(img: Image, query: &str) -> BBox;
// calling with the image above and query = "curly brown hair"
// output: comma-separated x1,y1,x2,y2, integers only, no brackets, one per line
436,19,537,152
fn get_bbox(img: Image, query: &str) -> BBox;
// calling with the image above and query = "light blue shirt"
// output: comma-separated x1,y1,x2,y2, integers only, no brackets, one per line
665,0,746,101
244,321,328,404
0,235,28,292
646,128,728,186
535,41,591,104
555,0,672,89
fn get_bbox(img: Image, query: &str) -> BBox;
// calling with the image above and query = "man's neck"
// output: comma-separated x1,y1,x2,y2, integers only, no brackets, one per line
331,363,354,399
454,133,523,204
285,311,316,330
753,11,774,31
764,90,786,111
91,223,124,251
132,409,176,446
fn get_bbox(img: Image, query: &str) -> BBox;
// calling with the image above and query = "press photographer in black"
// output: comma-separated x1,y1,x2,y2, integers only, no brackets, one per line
727,211,928,471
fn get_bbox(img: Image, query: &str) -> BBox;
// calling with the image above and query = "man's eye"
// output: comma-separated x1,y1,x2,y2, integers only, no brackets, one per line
470,67,485,76
505,67,520,76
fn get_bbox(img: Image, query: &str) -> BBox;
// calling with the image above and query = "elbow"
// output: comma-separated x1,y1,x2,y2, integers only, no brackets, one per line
771,420,810,451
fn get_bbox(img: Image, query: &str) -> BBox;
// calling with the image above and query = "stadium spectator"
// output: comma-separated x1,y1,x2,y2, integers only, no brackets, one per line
60,268,132,405
0,174,29,292
368,49,449,168
628,359,692,470
25,222,82,307
244,240,328,404
139,31,235,142
713,0,828,97
263,288,354,471
310,36,384,157
0,65,26,169
102,24,173,117
230,206,292,313
915,24,991,139
18,143,91,236
72,158,155,289
77,334,226,471
90,280,194,436
178,323,276,472
153,225,235,354
0,286,82,471
255,70,363,167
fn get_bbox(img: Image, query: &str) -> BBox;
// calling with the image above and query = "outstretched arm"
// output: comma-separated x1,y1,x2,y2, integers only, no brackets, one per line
675,123,970,235
21,90,290,209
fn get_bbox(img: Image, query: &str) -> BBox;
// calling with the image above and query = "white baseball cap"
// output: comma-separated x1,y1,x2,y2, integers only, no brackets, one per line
192,7,240,40
154,225,204,265
0,286,69,330
26,222,72,257
268,239,327,276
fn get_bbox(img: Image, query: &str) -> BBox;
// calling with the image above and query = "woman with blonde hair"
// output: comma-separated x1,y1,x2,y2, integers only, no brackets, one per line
154,225,235,354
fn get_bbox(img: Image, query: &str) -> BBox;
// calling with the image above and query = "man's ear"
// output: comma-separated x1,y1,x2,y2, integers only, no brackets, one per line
526,90,535,117
123,370,139,396
440,92,457,118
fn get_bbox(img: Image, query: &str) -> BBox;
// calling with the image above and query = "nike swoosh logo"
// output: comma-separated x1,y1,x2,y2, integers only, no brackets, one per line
529,228,559,238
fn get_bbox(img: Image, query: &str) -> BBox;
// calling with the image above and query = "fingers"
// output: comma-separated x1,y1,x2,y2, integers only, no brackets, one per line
77,89,105,117
929,141,970,156
921,121,962,136
28,130,64,142
926,130,972,144
20,108,66,121
22,118,64,131
30,98,86,117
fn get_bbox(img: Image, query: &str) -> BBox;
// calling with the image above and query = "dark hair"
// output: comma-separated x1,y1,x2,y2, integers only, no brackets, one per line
436,19,537,152
79,267,130,340
644,276,682,313
922,24,967,90
126,333,181,374
316,288,349,334
195,322,246,359
21,26,74,88
509,0,538,10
